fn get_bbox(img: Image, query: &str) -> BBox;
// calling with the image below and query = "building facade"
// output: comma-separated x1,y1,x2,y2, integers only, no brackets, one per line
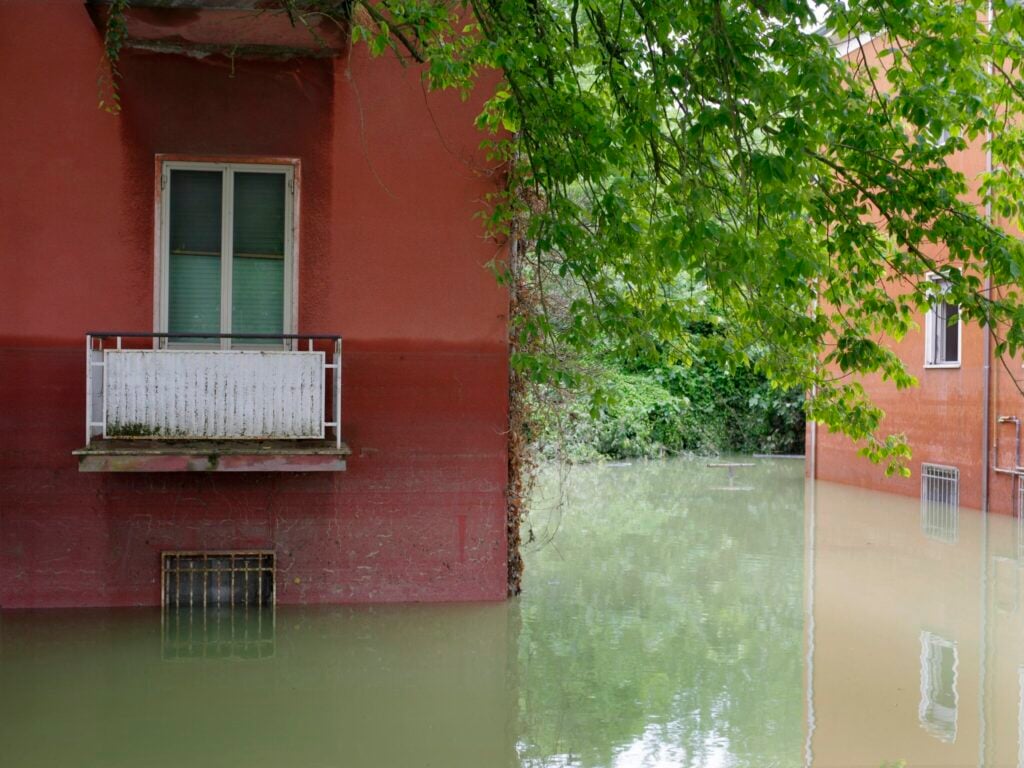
810,34,1024,517
0,1,512,608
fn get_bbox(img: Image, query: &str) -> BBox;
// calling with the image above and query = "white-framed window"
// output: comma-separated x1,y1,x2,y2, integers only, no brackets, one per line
156,159,296,348
924,275,961,368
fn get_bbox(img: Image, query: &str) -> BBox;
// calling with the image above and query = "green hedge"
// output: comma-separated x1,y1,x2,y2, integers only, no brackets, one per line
529,358,805,461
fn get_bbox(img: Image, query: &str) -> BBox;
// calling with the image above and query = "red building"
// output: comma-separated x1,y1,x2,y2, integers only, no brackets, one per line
0,1,512,608
810,33,1024,517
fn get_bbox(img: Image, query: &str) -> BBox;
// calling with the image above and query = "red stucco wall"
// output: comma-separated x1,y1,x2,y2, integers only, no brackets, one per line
0,1,509,607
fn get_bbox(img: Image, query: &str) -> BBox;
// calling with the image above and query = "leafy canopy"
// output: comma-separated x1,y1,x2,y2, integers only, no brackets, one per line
112,0,1024,471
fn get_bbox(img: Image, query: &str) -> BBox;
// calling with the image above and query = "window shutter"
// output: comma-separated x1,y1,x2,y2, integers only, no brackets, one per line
168,170,222,339
231,172,285,340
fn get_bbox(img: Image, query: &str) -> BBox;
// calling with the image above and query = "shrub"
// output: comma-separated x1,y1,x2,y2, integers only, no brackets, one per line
529,357,805,461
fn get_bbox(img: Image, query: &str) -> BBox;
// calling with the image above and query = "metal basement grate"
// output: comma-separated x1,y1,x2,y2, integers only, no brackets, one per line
921,464,959,544
162,551,275,609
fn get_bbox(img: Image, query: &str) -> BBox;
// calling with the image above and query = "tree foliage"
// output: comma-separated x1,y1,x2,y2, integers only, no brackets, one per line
345,0,1024,472
106,0,1024,471
529,355,806,461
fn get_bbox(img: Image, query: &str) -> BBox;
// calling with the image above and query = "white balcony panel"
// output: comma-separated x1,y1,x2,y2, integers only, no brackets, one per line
103,350,325,439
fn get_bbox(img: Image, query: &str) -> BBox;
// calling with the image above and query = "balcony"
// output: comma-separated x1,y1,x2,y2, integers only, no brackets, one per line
85,0,349,60
73,332,349,472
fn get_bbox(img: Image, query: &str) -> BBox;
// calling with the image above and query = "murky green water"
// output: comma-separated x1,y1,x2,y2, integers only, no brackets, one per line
2,458,1022,767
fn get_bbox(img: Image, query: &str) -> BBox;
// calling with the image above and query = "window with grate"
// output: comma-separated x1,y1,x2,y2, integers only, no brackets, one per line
921,464,959,544
162,551,274,609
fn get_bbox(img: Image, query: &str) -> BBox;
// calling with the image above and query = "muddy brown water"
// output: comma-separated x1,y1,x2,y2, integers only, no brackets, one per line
1,457,1021,767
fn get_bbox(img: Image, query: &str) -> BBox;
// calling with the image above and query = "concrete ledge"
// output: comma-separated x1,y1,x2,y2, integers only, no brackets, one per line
73,439,350,472
85,1,349,60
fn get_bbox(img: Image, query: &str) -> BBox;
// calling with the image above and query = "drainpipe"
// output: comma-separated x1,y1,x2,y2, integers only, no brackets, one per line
808,391,817,481
802,470,817,768
981,193,993,514
982,293,991,515
808,292,819,482
978,8,993,767
981,0,994,514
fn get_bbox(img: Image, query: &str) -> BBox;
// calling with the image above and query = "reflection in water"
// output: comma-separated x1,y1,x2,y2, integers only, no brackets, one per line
519,459,806,768
1,458,1024,767
1018,481,1024,560
808,479,1022,768
0,604,515,768
1019,668,1024,768
918,631,958,744
162,605,275,660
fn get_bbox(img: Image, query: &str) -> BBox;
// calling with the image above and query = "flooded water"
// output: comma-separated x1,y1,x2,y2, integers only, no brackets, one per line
1,457,1022,767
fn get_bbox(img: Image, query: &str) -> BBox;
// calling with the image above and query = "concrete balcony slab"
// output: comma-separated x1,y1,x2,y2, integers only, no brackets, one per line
74,438,350,472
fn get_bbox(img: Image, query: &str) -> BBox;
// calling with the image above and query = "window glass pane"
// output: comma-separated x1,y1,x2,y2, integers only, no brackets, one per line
232,172,285,342
168,170,222,340
234,172,286,256
943,302,959,363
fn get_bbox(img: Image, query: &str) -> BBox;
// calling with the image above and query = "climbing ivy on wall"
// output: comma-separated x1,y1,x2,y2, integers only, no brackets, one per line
98,0,128,113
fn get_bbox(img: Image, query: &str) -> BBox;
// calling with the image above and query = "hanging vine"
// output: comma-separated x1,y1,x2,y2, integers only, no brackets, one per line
98,0,128,113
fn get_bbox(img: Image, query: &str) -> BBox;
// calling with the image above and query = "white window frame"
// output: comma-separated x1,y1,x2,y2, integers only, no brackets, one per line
924,274,962,369
154,158,298,349
833,30,882,58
